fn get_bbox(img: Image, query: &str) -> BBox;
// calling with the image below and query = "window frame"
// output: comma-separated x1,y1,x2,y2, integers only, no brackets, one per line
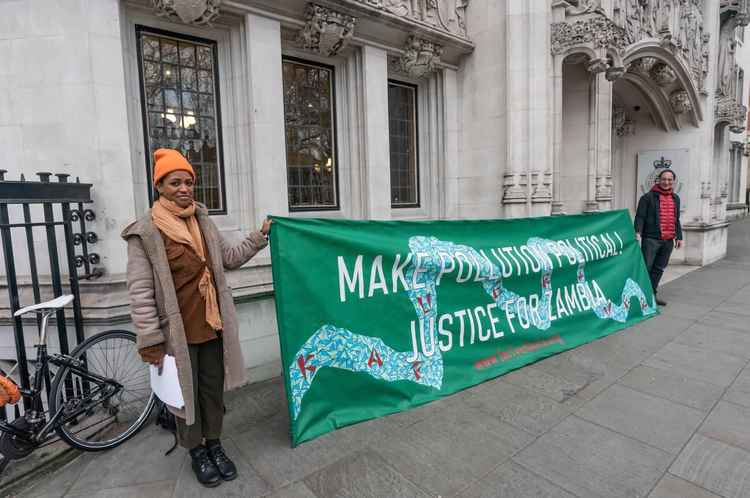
135,24,228,215
387,79,421,209
281,55,341,212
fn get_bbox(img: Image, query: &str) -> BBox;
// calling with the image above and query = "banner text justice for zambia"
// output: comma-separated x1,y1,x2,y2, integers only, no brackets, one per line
336,231,626,357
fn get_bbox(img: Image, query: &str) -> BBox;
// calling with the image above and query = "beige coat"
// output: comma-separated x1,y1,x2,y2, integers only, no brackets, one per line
121,204,268,425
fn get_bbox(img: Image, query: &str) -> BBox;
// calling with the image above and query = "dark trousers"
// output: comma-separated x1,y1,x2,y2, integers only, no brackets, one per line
177,338,225,449
641,237,674,292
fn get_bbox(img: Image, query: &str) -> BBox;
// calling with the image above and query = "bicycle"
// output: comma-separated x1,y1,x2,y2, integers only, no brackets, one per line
0,294,156,470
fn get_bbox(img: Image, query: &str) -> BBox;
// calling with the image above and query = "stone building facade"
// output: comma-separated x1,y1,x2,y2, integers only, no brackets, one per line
1,0,748,381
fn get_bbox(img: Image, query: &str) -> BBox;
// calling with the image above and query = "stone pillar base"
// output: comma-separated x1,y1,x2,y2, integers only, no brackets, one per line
679,222,730,265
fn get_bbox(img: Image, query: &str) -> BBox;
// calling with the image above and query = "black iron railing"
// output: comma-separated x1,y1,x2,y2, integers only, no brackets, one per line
0,171,100,418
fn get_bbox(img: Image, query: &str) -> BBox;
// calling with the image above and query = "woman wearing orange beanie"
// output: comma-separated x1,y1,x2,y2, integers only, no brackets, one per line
122,148,271,487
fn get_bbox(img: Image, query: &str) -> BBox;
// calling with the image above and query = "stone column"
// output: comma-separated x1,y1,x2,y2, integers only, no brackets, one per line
245,14,289,222
585,70,614,212
361,45,391,220
504,0,553,218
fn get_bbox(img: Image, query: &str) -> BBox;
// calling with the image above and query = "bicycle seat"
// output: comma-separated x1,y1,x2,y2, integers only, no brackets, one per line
14,295,74,317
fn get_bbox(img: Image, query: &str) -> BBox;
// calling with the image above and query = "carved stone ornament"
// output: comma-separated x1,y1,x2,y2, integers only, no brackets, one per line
502,173,527,204
298,4,357,57
700,180,712,198
715,94,748,132
612,0,710,94
649,63,677,86
551,15,627,56
350,0,470,39
628,57,657,76
152,0,221,25
393,36,444,79
613,105,636,135
595,175,613,201
669,89,692,114
551,11,627,78
565,0,605,16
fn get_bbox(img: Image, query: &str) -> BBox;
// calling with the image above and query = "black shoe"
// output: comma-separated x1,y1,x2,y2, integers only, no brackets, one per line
207,442,238,481
656,297,667,306
190,446,222,487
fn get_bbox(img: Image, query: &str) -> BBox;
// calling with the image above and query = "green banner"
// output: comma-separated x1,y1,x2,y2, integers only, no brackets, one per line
270,210,657,446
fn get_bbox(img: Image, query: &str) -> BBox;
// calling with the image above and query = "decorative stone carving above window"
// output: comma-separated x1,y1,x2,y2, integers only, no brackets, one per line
628,57,657,76
392,36,444,79
715,95,748,132
347,0,469,39
551,15,627,56
564,0,604,16
297,4,357,57
551,11,627,78
669,89,692,114
650,63,677,87
611,0,710,94
152,0,221,25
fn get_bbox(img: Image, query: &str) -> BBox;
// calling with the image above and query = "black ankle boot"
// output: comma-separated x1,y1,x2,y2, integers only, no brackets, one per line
207,441,238,481
190,446,221,487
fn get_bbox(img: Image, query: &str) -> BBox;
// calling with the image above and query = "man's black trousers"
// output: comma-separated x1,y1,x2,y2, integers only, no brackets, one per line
641,237,674,292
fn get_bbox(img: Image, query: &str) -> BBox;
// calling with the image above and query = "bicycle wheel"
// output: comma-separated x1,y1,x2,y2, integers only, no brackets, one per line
49,330,156,451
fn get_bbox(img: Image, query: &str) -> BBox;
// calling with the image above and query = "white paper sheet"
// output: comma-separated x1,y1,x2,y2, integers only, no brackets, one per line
150,355,184,409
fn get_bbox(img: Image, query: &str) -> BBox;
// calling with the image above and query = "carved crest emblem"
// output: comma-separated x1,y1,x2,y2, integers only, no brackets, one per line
152,0,221,25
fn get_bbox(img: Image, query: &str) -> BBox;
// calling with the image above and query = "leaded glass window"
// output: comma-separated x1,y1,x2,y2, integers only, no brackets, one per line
388,81,419,207
136,27,225,212
282,58,338,210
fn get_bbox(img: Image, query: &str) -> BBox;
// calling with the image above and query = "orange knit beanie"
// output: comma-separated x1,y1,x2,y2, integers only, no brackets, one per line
152,148,196,186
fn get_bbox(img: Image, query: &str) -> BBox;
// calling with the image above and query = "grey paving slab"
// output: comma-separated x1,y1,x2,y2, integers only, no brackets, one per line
724,287,750,306
676,322,750,359
501,363,590,405
64,480,175,498
656,287,729,307
723,364,750,408
231,409,362,489
605,314,694,353
647,474,722,498
697,310,749,334
455,461,577,498
714,301,750,317
224,377,288,435
513,416,672,498
698,401,750,453
618,365,724,412
463,379,574,435
670,434,750,498
643,342,746,387
371,403,534,497
265,482,318,498
65,425,185,495
303,450,429,498
14,453,96,498
172,438,271,497
530,346,622,403
656,301,715,321
575,384,705,454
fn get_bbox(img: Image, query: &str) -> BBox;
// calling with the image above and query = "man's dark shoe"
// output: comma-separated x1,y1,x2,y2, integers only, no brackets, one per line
656,297,667,306
190,446,221,487
207,441,238,481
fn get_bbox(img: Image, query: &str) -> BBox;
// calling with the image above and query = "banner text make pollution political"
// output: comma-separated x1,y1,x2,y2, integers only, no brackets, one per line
269,211,657,446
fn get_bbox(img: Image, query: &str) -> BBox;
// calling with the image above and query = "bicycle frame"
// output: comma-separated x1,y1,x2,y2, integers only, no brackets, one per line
0,313,123,445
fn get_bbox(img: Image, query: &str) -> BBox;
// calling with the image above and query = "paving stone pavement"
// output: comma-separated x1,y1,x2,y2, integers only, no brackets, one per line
7,217,750,498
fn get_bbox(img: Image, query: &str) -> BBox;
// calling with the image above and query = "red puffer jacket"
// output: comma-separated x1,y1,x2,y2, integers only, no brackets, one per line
651,185,676,240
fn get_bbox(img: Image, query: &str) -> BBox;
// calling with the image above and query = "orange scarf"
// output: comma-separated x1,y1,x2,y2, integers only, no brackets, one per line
152,197,223,331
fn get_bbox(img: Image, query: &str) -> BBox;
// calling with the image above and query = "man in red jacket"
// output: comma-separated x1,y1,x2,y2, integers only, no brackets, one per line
634,169,683,306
